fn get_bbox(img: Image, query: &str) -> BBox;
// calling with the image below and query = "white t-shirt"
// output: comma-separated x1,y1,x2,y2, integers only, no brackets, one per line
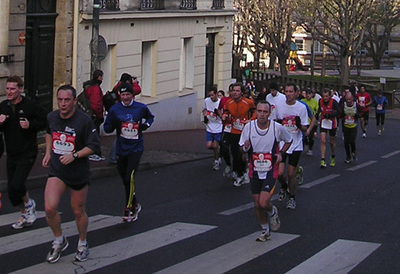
266,92,286,119
202,97,222,133
239,120,292,179
271,101,309,153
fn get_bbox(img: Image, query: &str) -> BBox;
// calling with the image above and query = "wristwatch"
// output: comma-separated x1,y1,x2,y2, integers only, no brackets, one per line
73,152,79,159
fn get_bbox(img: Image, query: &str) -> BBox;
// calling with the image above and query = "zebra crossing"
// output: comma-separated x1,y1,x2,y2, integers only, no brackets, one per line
0,209,381,273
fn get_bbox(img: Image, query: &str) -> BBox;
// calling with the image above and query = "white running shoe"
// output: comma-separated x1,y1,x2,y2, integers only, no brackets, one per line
306,150,313,156
243,172,250,184
212,160,220,170
46,237,69,263
256,229,271,242
269,206,281,231
223,166,231,177
75,243,90,262
286,198,296,209
233,175,244,187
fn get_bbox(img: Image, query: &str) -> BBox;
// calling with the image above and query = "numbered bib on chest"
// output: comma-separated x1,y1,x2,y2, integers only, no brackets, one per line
282,117,298,133
207,111,218,122
252,153,273,172
321,118,333,129
121,122,139,139
52,132,75,155
233,118,246,131
344,115,355,125
377,104,383,111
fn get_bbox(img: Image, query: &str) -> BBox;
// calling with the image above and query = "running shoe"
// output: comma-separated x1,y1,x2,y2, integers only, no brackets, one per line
243,172,250,184
306,150,313,156
131,203,142,222
378,130,381,136
330,158,336,167
233,175,244,187
320,159,327,168
352,154,358,162
278,188,288,202
75,243,90,262
12,214,32,229
223,166,231,177
46,237,69,263
231,171,238,180
362,133,367,138
25,199,37,224
122,203,142,222
269,206,281,231
296,166,303,185
256,229,271,242
286,198,296,210
344,158,351,164
88,154,105,161
122,207,133,222
212,160,220,171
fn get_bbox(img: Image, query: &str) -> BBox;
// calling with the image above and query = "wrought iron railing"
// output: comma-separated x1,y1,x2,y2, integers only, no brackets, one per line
141,0,165,10
180,0,197,10
212,0,224,9
100,0,119,11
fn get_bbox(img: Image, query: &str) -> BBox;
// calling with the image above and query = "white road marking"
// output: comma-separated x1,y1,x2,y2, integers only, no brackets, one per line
286,239,381,274
300,174,340,189
347,160,377,171
11,222,217,274
381,150,400,159
0,214,121,255
156,232,299,274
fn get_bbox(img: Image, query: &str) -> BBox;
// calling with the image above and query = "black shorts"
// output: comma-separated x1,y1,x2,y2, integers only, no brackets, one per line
250,177,277,195
48,174,90,190
281,151,302,167
320,127,337,137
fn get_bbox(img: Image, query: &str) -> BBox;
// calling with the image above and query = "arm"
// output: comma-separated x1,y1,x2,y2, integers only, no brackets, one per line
42,133,53,167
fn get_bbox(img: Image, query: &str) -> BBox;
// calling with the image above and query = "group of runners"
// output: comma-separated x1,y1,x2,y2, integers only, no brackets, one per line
202,81,388,242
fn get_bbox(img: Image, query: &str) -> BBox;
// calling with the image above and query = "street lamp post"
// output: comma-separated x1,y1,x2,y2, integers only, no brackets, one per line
91,0,101,75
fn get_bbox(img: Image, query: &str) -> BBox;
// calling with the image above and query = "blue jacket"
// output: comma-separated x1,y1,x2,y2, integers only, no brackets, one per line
104,100,154,155
372,96,388,114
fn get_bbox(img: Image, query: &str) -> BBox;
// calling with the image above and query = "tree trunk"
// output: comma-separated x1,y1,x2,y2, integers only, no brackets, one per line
340,54,351,86
279,58,288,78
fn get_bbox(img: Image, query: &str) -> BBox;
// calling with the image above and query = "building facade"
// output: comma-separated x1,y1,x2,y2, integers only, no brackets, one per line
1,0,236,131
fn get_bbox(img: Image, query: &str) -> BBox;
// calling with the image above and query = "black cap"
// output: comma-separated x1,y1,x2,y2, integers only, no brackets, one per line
306,89,313,94
118,82,134,94
269,82,279,91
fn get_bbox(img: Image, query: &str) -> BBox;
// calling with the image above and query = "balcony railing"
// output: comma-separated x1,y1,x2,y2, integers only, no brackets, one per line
141,0,165,10
180,0,197,10
100,0,120,11
212,0,224,9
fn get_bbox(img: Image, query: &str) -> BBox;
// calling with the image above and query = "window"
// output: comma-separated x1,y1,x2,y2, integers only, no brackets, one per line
141,41,157,97
179,37,194,91
295,38,303,51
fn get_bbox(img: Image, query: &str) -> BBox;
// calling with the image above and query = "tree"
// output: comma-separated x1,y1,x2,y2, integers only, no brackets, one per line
363,0,400,69
296,0,374,86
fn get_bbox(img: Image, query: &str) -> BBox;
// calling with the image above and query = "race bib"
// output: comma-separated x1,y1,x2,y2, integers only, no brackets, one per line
121,122,139,139
233,118,247,131
52,132,75,155
252,153,273,172
224,123,232,133
344,116,355,125
321,119,333,130
282,117,298,133
377,104,383,111
206,110,218,122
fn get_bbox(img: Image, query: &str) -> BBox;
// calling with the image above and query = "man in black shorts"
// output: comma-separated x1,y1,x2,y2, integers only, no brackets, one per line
239,101,292,241
42,85,100,263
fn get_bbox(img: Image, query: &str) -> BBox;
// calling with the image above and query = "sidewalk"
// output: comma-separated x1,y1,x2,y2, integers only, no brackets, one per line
0,129,213,192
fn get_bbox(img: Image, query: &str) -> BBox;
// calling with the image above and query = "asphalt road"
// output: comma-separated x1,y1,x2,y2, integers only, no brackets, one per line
1,119,400,273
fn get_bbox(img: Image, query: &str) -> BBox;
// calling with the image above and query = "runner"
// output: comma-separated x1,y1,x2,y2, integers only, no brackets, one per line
42,85,101,263
222,82,256,186
218,85,233,177
317,88,340,168
239,100,292,241
356,85,372,138
202,87,222,170
372,90,388,136
271,83,309,209
340,92,359,163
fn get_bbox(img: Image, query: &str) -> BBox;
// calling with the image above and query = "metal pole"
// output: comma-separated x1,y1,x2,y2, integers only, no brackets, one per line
91,0,101,76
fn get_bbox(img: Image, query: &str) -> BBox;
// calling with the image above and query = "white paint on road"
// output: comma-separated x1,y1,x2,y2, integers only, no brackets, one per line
286,239,381,274
11,222,216,274
156,232,299,274
381,150,400,159
300,174,340,189
0,211,46,227
347,160,377,171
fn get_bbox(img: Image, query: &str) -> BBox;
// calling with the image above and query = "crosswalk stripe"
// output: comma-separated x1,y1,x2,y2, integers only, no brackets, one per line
381,150,400,159
0,211,46,226
11,222,216,274
0,214,121,255
347,160,377,171
286,239,381,274
155,232,299,274
300,174,340,189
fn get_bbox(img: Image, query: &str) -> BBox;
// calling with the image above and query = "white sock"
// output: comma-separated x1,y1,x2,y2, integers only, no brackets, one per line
78,239,87,247
55,235,64,244
24,199,32,208
261,224,270,232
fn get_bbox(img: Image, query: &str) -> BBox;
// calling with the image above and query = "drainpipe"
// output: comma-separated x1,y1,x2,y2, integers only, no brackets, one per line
91,0,100,75
0,0,10,75
72,0,79,88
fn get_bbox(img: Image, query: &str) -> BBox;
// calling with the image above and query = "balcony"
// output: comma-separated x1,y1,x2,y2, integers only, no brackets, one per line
180,0,197,10
141,0,165,10
212,0,224,9
100,0,119,11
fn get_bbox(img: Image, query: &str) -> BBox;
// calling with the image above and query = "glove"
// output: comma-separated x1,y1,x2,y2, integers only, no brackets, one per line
139,123,149,131
203,116,209,124
295,116,302,129
213,108,219,116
